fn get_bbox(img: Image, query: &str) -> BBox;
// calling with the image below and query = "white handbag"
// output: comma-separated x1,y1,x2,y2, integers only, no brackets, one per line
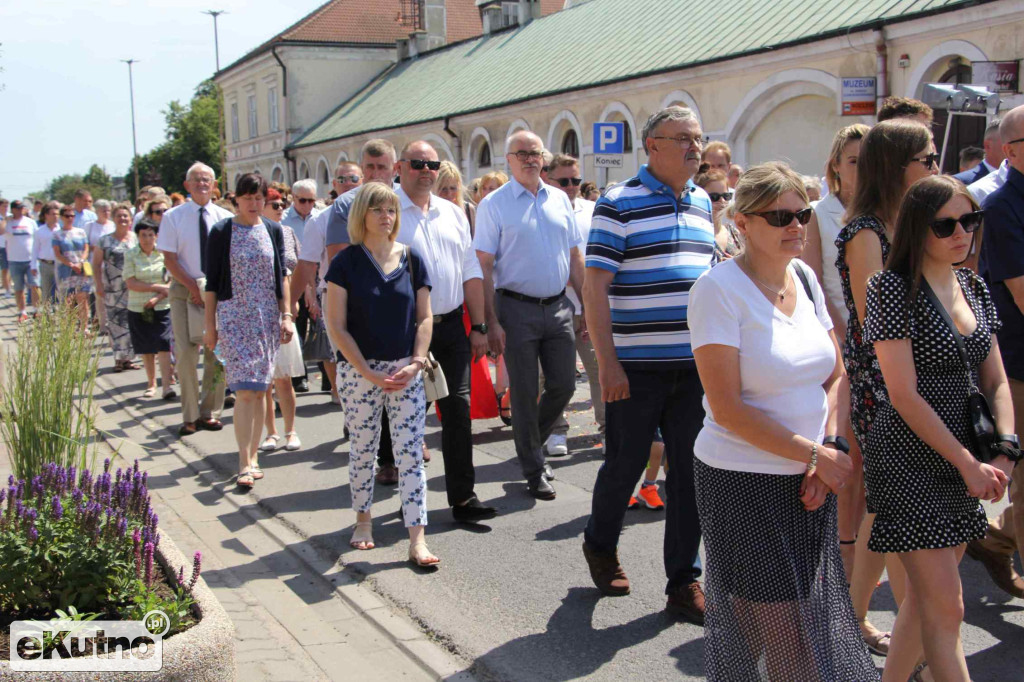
405,246,449,402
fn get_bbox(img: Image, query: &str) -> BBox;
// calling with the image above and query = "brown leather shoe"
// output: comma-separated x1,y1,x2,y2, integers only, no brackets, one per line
965,539,1024,598
178,421,198,437
582,541,630,595
197,417,223,431
375,464,399,485
666,581,706,625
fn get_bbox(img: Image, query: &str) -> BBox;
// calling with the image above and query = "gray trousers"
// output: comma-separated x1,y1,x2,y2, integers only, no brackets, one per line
170,281,225,424
549,314,605,436
38,261,57,304
497,293,576,483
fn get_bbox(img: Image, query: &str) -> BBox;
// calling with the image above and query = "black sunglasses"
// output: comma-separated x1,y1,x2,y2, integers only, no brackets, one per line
60,212,75,218
910,153,940,169
269,201,285,210
930,210,984,239
403,159,441,171
708,192,733,202
295,197,316,204
149,208,166,215
556,177,583,187
748,207,813,227
336,174,360,183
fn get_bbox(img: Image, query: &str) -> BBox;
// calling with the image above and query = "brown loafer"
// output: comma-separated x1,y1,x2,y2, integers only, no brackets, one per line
666,581,706,625
966,539,1024,598
582,541,630,596
197,418,224,431
178,421,198,436
375,464,399,485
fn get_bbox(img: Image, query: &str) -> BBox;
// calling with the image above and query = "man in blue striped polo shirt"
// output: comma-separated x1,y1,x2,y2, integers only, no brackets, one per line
582,106,713,625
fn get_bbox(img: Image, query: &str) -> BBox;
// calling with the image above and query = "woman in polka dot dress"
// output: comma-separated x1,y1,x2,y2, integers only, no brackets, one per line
864,176,1016,682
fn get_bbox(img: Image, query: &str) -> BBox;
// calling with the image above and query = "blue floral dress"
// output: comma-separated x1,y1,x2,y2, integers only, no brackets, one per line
217,222,280,392
52,227,93,295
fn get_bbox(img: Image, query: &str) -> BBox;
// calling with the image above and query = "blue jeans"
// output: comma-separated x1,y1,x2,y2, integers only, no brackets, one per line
9,261,33,292
584,366,704,592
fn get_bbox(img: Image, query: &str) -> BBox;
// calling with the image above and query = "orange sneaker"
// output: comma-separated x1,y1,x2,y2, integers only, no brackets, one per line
627,495,640,509
637,484,665,510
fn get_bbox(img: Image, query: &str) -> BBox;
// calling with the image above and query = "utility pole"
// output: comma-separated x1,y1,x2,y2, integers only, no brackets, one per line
203,10,228,195
121,59,140,200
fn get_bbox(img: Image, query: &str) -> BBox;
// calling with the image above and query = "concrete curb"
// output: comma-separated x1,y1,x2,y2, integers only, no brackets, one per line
0,521,236,681
92,373,476,682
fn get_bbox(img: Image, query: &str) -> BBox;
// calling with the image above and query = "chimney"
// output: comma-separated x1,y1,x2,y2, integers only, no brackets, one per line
518,0,540,23
420,0,446,50
476,0,502,35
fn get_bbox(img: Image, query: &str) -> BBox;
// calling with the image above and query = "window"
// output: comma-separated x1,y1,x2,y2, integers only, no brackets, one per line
477,141,491,168
561,129,579,158
230,103,239,143
622,121,633,153
247,95,258,139
500,1,519,27
268,88,279,133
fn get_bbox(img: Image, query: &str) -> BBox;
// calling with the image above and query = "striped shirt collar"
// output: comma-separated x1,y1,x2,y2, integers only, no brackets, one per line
637,164,696,199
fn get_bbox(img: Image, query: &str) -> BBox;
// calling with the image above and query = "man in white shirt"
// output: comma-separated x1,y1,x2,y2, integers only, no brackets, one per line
157,162,234,436
4,201,38,321
954,118,1004,186
390,140,495,520
545,153,602,457
33,201,59,304
969,158,1009,204
281,179,320,393
85,200,116,326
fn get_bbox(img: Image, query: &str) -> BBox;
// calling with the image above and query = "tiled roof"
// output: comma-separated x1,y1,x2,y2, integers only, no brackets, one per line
292,0,978,148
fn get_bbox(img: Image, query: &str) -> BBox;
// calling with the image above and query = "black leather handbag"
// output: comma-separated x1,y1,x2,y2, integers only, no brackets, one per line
921,280,997,463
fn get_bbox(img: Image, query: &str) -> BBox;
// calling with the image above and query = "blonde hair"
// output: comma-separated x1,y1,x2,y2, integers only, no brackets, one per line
824,123,871,195
733,162,809,216
144,195,171,215
348,182,401,245
435,160,464,197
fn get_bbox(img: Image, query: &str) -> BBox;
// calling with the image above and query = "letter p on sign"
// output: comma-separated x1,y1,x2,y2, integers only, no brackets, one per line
593,122,625,155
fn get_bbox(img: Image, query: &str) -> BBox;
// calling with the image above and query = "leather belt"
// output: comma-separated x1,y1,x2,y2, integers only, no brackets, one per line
498,288,565,306
432,307,463,324
38,259,54,264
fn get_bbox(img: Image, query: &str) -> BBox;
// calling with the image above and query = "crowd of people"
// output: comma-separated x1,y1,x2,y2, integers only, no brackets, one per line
4,93,1023,681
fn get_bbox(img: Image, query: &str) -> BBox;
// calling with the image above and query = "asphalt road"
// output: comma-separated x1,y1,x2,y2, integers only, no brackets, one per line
93,349,1024,681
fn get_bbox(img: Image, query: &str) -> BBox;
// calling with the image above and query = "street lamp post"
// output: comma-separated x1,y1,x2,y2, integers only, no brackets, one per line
121,59,140,200
203,10,228,195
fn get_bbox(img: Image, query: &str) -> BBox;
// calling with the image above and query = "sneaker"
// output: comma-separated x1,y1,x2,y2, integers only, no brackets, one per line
545,433,568,457
637,484,665,510
666,581,706,625
627,496,640,509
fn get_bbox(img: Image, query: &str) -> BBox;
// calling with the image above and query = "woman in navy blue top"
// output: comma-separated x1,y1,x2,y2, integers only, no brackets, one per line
324,182,438,568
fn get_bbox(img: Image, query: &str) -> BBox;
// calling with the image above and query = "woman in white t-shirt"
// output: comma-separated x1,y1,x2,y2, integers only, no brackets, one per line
688,163,876,681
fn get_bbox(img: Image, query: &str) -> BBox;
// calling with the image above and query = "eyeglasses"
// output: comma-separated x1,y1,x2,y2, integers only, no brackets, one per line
510,150,544,162
369,206,397,217
930,210,984,238
708,192,733,202
1007,136,1024,145
269,202,284,210
555,177,583,187
748,207,813,227
651,135,704,148
401,159,441,171
295,197,317,204
909,153,940,169
60,212,75,218
336,175,361,183
149,208,166,215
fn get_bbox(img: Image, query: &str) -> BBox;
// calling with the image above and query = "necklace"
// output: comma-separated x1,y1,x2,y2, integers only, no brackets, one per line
739,257,791,301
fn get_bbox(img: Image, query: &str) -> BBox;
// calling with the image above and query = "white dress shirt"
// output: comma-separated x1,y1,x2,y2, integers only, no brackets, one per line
968,160,1009,204
395,187,483,316
566,196,595,313
156,199,234,280
33,223,58,262
296,208,330,290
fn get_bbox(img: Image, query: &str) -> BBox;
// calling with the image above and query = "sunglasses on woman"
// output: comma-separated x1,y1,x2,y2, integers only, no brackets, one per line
910,153,940,170
269,202,285,210
748,207,813,227
708,192,733,202
149,208,166,216
930,210,984,238
61,212,75,218
556,177,582,187
404,159,441,171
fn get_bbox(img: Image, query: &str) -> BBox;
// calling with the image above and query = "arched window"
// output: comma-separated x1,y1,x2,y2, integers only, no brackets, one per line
477,141,491,168
271,166,284,183
298,162,310,180
318,162,330,188
622,120,633,153
561,129,579,158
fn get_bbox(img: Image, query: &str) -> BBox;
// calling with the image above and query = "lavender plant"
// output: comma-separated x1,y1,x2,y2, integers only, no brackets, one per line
0,459,201,633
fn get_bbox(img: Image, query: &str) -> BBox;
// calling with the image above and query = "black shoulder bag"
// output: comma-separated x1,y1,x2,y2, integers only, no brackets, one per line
920,280,997,463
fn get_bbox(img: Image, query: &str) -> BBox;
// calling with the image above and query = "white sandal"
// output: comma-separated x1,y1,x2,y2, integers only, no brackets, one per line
408,541,440,567
350,521,375,550
284,431,301,451
260,435,281,452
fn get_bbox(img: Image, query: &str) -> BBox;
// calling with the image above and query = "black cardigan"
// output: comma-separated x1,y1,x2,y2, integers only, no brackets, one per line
204,216,286,301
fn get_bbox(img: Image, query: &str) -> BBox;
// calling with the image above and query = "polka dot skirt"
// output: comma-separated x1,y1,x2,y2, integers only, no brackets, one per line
694,459,879,682
862,269,998,553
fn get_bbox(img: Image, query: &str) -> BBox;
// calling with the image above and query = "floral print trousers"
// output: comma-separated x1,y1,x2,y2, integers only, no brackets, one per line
338,359,428,527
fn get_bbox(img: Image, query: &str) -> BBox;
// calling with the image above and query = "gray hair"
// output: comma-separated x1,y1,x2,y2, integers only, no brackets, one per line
93,199,112,211
185,162,216,182
291,178,318,196
641,106,700,154
360,138,397,163
985,117,1002,138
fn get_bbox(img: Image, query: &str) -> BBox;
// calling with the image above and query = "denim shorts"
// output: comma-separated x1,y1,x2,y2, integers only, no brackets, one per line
0,248,8,270
8,261,34,292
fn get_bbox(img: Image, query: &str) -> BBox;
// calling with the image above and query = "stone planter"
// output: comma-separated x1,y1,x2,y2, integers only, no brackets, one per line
1,528,235,681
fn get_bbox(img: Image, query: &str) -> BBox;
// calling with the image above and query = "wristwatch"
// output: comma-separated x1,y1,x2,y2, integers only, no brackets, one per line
470,323,489,334
998,433,1019,448
822,435,850,454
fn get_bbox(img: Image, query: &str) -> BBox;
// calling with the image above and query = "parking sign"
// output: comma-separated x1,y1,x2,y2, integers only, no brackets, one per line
593,122,625,154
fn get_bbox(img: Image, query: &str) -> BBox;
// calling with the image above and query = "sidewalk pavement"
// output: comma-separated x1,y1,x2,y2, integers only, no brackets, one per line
0,299,475,682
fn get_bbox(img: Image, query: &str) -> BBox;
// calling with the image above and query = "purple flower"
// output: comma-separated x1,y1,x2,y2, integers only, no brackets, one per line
189,551,202,591
133,528,143,579
27,525,38,542
25,508,37,523
133,460,139,476
72,488,83,506
15,500,23,519
177,565,184,586
117,516,128,537
7,475,14,487
143,541,155,589
103,458,111,473
0,489,6,507
51,496,63,521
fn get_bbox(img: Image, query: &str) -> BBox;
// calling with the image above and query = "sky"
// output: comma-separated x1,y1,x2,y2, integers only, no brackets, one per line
0,0,325,199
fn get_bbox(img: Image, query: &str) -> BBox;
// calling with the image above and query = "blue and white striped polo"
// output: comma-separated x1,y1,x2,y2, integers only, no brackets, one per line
586,165,715,369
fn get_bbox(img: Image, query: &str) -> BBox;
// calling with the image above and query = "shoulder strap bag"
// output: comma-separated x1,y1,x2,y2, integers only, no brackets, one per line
406,246,448,402
920,279,996,463
792,262,818,316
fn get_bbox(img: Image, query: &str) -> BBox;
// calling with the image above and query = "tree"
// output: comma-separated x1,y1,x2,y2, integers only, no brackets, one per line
126,80,223,196
41,165,114,204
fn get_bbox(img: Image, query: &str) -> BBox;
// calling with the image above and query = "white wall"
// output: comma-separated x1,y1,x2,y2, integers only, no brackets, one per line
747,95,842,177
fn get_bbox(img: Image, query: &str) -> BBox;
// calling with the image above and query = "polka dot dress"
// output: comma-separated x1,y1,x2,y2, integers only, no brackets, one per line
862,269,998,553
694,460,879,682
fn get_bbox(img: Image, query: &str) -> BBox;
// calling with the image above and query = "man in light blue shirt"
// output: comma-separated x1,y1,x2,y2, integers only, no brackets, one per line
474,130,585,500
71,189,97,228
281,178,321,392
